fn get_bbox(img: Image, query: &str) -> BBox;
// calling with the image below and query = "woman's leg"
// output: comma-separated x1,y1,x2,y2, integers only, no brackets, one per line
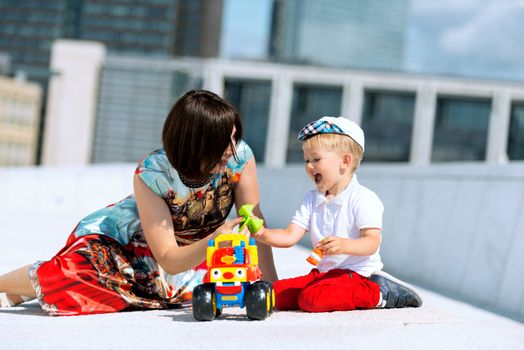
0,265,36,306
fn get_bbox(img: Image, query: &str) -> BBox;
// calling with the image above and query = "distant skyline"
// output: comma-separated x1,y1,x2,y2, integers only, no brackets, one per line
221,0,524,81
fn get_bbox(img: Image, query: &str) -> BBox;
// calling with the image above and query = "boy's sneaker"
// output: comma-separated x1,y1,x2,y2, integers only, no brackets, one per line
370,271,423,308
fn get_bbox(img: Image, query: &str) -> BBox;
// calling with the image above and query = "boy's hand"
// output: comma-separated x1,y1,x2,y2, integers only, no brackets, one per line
251,225,265,238
239,211,264,234
318,236,348,255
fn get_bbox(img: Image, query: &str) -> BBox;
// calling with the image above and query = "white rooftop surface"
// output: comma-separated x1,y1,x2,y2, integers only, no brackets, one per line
1,165,523,349
1,216,523,350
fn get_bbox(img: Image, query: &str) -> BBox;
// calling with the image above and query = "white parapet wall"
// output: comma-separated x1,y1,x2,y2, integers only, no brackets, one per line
1,163,523,321
257,164,524,322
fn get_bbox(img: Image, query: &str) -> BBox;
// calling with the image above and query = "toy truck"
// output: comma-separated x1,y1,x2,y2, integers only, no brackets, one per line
192,233,274,321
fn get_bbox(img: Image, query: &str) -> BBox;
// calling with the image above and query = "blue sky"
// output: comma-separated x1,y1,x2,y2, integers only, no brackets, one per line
220,0,272,59
221,0,524,81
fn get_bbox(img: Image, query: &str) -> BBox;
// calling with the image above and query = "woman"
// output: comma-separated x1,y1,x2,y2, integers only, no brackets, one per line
0,90,278,316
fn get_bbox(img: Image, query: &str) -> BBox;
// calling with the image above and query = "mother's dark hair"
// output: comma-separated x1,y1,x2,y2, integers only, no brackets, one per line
162,90,243,180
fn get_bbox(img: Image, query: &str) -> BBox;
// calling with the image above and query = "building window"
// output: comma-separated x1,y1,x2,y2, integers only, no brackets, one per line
361,90,415,162
287,84,342,163
91,67,187,163
224,79,271,163
507,102,524,160
92,66,200,163
432,96,491,161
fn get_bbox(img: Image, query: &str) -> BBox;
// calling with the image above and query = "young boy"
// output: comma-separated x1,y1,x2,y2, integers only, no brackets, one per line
254,116,422,312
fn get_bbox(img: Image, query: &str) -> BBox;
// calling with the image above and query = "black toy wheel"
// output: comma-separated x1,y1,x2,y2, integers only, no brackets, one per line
269,287,275,314
215,306,223,317
245,281,273,320
254,280,275,314
192,283,219,321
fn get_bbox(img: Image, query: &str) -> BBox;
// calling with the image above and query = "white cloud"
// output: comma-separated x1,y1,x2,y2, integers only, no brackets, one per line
406,0,524,80
441,3,523,57
410,0,482,15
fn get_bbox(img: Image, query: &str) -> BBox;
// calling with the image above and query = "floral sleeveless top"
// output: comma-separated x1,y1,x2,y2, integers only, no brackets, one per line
72,140,253,246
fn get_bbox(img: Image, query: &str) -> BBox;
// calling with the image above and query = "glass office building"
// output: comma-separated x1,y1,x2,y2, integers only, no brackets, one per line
78,0,178,57
0,1,66,87
175,0,223,57
0,0,222,83
80,0,222,58
269,0,408,71
0,0,223,163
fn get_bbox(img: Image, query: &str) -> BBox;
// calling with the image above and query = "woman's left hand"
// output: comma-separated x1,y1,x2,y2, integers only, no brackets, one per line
213,217,246,237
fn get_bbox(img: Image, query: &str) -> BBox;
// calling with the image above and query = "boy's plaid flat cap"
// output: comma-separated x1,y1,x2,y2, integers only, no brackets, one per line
297,116,365,151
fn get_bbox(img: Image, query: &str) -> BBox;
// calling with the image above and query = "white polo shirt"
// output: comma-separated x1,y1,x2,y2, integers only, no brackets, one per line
291,174,384,277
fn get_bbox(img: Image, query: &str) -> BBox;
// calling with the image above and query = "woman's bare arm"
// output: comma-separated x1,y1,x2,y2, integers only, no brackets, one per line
233,158,279,282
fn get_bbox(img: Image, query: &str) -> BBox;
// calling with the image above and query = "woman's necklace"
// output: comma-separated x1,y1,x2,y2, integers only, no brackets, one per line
179,173,212,188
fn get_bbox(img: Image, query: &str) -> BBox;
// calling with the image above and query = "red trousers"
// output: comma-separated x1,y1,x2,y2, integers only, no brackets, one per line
273,269,380,312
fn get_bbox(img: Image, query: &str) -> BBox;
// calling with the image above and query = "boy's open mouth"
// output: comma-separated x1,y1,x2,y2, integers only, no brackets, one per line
314,173,322,184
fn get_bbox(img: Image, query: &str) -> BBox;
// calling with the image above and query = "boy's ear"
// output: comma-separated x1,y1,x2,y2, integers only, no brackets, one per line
342,152,352,168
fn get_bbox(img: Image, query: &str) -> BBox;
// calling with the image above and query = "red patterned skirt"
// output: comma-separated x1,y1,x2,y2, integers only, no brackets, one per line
29,232,188,316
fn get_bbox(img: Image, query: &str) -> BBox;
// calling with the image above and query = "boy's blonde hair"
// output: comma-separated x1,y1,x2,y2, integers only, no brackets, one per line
303,133,363,172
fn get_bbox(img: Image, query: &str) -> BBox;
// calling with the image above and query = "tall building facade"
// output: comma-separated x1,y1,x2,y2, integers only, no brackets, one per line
0,0,223,164
175,0,223,57
269,0,408,71
0,1,67,89
0,52,11,75
0,0,223,83
74,0,179,57
0,75,42,166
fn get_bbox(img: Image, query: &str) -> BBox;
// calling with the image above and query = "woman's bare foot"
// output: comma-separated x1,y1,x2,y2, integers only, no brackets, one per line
0,293,33,307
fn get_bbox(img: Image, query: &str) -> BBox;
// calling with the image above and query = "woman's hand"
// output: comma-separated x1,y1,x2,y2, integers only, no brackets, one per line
213,217,245,238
